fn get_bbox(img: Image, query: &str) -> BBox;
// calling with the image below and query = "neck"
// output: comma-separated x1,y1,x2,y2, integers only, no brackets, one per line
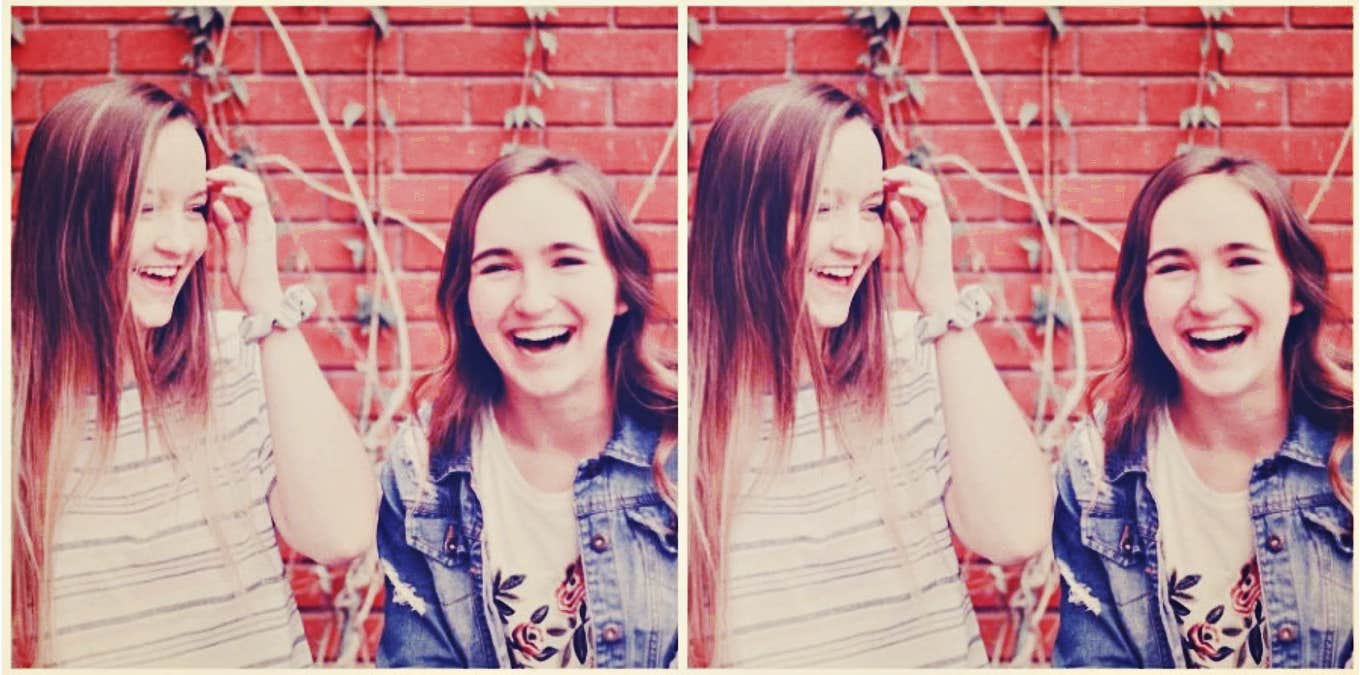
1169,377,1291,460
495,376,615,460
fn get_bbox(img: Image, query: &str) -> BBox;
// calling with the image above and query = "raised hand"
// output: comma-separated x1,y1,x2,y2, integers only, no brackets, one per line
207,165,284,313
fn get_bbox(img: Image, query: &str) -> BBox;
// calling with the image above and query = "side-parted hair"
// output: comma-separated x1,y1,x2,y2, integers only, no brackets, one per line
11,82,222,665
688,81,900,666
415,149,678,501
1091,149,1352,509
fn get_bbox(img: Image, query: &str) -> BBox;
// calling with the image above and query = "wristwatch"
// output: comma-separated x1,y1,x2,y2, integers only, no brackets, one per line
915,284,991,345
240,284,317,343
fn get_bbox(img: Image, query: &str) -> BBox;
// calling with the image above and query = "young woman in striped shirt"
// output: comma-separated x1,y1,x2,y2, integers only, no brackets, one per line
11,81,377,667
688,81,1053,667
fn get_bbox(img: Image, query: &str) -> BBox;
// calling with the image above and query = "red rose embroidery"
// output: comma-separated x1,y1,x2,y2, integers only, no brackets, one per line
1186,623,1220,659
511,623,545,659
556,559,588,614
1230,562,1262,615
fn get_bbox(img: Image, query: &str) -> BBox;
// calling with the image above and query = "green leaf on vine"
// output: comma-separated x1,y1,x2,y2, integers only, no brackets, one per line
378,100,396,131
369,7,391,40
1019,238,1043,270
523,35,536,58
342,102,365,130
1214,30,1233,55
1018,102,1040,129
343,238,366,269
539,30,558,55
687,15,702,46
12,16,25,45
1054,101,1072,131
227,75,249,105
1043,7,1067,39
1201,105,1221,128
905,76,925,106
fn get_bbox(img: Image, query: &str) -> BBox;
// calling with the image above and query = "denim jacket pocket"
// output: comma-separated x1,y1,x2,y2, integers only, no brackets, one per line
1300,503,1354,585
624,503,679,558
1082,514,1157,607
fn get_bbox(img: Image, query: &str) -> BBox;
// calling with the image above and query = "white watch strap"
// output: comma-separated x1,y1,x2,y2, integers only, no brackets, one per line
240,284,316,343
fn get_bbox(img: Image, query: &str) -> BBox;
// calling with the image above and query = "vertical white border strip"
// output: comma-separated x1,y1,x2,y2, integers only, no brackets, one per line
674,2,690,669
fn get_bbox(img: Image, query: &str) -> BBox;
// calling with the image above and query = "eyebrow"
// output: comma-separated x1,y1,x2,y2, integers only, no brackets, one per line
470,241,593,265
1146,242,1270,266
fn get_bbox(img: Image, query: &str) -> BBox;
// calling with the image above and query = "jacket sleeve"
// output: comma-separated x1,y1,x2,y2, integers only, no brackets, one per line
375,447,466,667
1050,440,1142,668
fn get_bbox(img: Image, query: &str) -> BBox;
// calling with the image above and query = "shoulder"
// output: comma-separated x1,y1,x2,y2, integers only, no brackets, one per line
1055,419,1109,513
380,415,437,509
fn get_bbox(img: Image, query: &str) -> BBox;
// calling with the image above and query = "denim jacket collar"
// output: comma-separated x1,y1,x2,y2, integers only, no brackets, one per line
426,409,660,484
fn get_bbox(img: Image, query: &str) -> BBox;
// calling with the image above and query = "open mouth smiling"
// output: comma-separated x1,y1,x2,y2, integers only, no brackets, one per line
1185,326,1249,353
510,326,574,353
812,264,857,287
133,264,182,288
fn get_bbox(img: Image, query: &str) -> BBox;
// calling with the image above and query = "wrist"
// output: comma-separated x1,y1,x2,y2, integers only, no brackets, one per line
242,284,286,315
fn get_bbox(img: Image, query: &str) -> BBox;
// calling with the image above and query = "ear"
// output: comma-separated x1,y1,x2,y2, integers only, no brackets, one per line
616,300,628,317
1290,298,1304,316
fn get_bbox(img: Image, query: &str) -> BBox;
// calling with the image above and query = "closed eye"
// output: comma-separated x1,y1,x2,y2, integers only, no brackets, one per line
865,203,885,219
554,256,586,268
190,203,209,219
1152,262,1189,275
478,262,513,275
140,203,157,215
1228,256,1261,268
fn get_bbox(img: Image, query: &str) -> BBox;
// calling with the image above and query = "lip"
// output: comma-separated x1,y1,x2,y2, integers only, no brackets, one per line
506,324,576,355
809,263,860,289
130,263,187,292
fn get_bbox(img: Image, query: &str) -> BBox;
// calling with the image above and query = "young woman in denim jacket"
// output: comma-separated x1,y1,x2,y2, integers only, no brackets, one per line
375,150,678,668
1053,150,1352,668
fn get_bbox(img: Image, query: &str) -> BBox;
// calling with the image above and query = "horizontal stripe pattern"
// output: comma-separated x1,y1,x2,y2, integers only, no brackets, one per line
722,311,987,668
47,312,311,668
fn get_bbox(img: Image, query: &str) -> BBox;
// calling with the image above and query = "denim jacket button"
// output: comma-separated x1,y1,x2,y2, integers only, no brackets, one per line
601,624,623,643
590,533,610,553
1275,624,1297,643
1266,533,1284,553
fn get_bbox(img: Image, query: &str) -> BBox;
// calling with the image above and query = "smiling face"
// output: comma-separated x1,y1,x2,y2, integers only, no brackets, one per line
124,118,209,330
801,118,885,330
1143,173,1301,404
466,174,624,402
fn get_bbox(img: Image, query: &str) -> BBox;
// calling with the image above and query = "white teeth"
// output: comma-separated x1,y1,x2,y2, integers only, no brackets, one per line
1188,327,1244,341
816,266,854,279
512,327,569,341
136,265,178,279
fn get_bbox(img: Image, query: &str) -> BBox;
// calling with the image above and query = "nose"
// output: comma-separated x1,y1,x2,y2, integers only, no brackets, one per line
511,265,555,316
829,215,871,256
154,216,195,256
1187,265,1232,316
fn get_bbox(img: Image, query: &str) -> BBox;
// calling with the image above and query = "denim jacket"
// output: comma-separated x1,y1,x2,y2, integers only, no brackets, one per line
1052,414,1353,668
376,411,678,668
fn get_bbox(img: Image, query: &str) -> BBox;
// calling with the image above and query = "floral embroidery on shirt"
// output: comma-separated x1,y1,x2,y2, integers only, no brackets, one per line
1170,559,1269,668
493,558,593,667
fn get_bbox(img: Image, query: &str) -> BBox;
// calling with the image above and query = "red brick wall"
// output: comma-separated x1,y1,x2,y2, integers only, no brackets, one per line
11,5,677,664
689,5,1351,663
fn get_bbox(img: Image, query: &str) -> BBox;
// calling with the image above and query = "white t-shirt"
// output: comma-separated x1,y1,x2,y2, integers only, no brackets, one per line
1148,408,1270,668
47,312,311,667
473,412,594,668
721,311,987,668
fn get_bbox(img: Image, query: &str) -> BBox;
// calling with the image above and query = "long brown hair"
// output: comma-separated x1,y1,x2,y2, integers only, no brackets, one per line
688,81,905,666
11,81,221,666
1091,149,1352,508
415,149,677,500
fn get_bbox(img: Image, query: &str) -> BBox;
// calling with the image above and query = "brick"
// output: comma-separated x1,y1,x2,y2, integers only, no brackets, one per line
327,78,465,126
616,175,679,224
12,27,111,73
1055,7,1142,24
1291,7,1353,27
689,27,786,74
398,274,442,320
1146,7,1287,25
688,76,718,124
794,26,930,73
39,75,116,109
633,224,679,271
1292,178,1353,224
548,29,677,76
548,128,676,174
923,126,1067,173
404,225,450,270
955,224,1078,273
911,7,1002,24
468,78,609,126
1328,276,1353,319
1056,176,1144,222
379,7,468,24
938,27,1076,74
715,75,789,112
12,124,34,172
380,175,469,221
1078,225,1124,271
470,7,609,26
1221,128,1353,175
263,176,329,222
1080,29,1202,75
653,275,678,320
713,7,847,23
1313,226,1354,271
1223,30,1352,75
1075,128,1183,173
1000,7,1047,24
236,77,316,123
688,123,711,171
38,6,170,22
301,613,381,663
277,224,388,272
937,174,1002,222
260,27,398,74
616,7,678,27
251,126,394,173
1081,321,1122,369
400,129,504,173
12,77,39,123
615,79,677,126
1145,78,1284,126
977,322,1068,370
231,7,325,24
405,29,520,74
1289,79,1353,125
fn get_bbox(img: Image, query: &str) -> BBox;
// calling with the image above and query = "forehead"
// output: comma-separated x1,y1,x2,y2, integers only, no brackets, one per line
1149,174,1276,252
473,173,601,251
817,118,882,197
143,118,206,192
